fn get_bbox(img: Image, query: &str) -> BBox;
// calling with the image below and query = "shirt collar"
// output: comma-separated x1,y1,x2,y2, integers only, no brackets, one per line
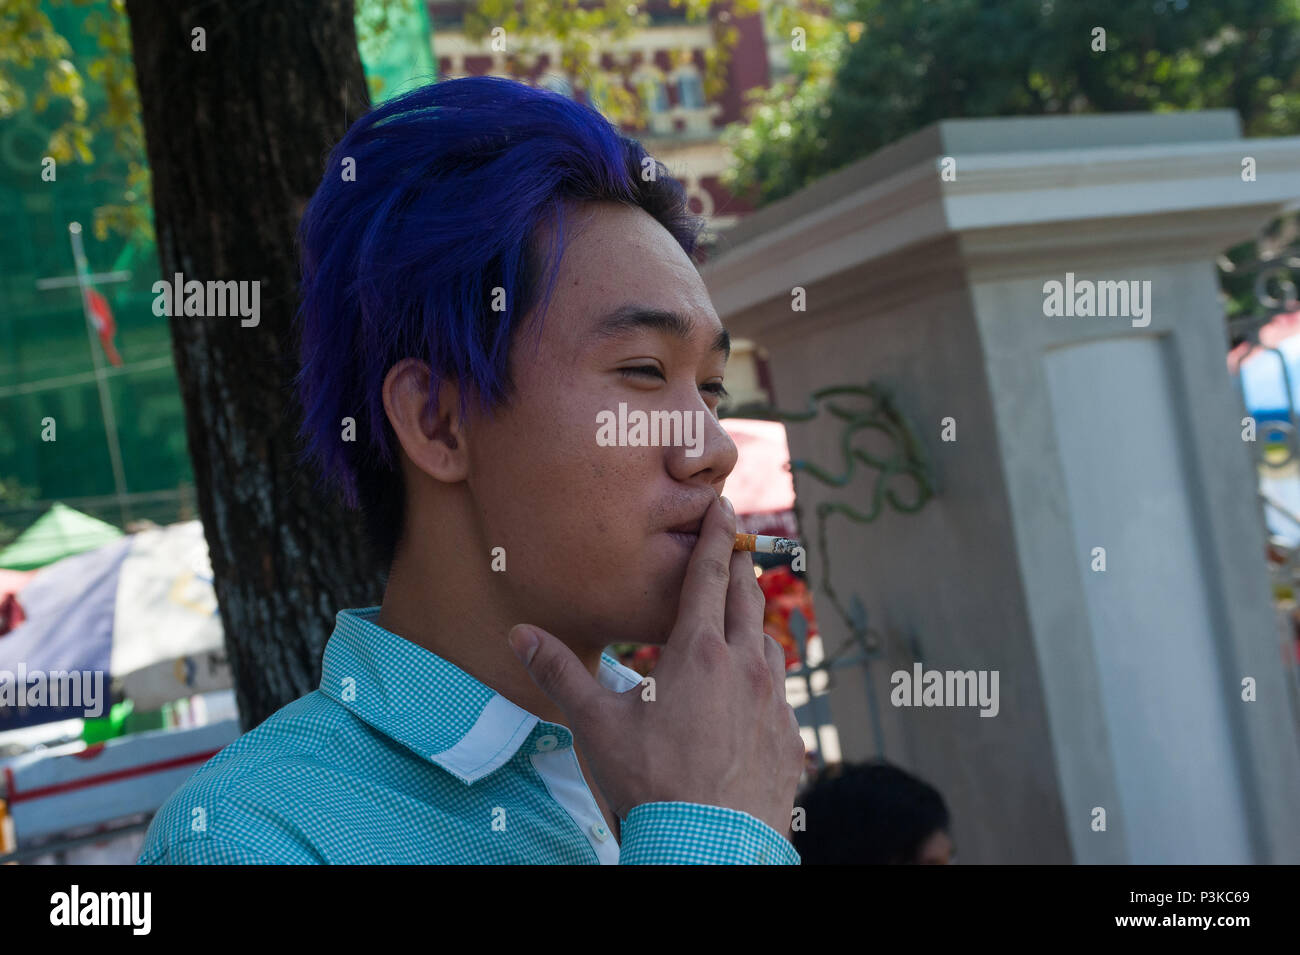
318,606,644,785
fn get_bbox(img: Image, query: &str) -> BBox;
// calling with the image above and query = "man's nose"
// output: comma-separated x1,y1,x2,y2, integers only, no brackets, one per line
666,405,738,484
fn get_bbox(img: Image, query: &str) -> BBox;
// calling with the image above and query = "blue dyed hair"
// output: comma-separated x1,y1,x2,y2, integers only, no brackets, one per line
294,75,705,568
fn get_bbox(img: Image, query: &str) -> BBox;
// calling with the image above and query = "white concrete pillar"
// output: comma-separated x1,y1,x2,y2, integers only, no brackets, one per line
703,112,1300,863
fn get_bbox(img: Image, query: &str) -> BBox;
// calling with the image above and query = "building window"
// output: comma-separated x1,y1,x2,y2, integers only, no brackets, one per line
676,70,705,110
638,75,669,114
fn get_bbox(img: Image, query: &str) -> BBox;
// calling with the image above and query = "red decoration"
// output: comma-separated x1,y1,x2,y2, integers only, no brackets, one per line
756,565,818,670
615,566,819,676
0,592,26,636
84,287,123,367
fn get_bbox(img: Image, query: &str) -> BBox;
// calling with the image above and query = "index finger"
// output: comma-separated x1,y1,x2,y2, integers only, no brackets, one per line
671,494,737,646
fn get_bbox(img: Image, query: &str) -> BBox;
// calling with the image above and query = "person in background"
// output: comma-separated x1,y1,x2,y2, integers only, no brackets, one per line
792,759,954,864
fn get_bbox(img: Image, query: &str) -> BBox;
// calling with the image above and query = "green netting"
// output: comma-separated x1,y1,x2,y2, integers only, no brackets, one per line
357,0,438,103
0,2,193,538
0,2,434,539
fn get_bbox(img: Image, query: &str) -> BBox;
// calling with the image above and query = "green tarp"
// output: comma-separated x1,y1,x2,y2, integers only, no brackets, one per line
0,502,124,570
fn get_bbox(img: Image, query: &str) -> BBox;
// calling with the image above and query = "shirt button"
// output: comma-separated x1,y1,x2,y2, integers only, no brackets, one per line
535,734,558,752
591,822,610,842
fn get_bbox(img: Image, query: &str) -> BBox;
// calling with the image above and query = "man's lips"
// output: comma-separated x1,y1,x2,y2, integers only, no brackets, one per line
662,498,715,544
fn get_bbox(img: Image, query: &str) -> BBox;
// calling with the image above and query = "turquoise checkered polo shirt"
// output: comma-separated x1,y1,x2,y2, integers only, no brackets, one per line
137,606,800,864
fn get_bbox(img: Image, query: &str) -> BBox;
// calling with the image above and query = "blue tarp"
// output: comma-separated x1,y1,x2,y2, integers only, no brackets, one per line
0,537,128,730
1239,336,1300,422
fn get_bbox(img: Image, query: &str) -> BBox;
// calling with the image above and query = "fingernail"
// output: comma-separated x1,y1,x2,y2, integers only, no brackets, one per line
720,496,734,517
508,626,539,666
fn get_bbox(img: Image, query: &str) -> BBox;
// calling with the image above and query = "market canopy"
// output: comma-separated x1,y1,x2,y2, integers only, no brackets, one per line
0,503,124,571
0,520,229,730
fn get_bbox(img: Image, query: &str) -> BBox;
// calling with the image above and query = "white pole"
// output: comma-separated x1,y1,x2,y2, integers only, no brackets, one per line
68,222,131,528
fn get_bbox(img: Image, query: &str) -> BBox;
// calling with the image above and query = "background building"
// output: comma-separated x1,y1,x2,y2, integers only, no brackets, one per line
430,0,772,231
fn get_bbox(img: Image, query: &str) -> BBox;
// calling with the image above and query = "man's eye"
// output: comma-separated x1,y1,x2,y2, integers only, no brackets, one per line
619,366,729,399
619,365,665,381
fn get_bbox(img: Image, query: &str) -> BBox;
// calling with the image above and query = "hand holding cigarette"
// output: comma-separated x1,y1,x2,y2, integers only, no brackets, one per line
507,494,805,839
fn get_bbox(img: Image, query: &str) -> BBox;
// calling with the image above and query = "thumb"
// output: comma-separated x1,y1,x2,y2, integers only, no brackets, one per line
507,624,603,720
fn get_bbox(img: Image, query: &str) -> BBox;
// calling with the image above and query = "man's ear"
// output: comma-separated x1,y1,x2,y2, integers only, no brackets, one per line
382,358,469,483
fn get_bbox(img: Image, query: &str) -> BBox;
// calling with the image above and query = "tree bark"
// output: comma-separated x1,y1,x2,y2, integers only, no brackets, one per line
125,0,386,731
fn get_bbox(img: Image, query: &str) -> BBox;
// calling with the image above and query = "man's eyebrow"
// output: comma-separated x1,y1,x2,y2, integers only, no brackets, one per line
591,304,730,360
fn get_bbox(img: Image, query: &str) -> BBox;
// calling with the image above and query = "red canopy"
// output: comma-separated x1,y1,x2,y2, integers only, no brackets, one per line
0,567,36,635
721,418,799,539
1228,310,1300,374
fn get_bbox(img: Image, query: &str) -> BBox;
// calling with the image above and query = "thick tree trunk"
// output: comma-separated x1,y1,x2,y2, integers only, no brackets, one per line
125,1,386,731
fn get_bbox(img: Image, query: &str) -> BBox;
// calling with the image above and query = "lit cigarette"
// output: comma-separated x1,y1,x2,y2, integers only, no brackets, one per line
734,533,801,555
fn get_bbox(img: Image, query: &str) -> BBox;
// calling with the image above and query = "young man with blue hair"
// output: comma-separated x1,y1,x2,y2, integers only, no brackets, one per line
138,75,804,865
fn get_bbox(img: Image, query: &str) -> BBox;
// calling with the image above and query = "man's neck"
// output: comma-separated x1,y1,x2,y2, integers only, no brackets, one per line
374,548,605,731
